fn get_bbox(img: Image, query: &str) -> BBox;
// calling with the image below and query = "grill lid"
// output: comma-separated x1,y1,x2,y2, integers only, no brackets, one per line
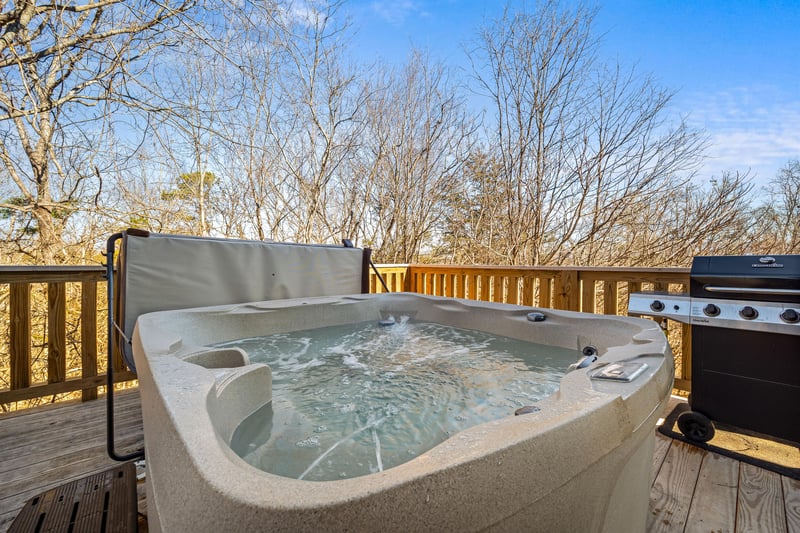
690,254,800,303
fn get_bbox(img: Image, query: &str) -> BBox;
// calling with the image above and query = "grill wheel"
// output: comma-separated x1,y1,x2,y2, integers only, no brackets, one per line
677,410,716,443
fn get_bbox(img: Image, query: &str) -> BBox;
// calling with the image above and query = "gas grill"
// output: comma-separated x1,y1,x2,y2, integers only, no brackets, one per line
628,254,800,444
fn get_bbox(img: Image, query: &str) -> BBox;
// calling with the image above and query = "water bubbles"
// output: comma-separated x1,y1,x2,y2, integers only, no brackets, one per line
342,354,367,370
224,319,577,481
296,436,320,448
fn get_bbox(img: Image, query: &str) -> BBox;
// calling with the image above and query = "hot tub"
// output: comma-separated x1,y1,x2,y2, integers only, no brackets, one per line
132,293,673,532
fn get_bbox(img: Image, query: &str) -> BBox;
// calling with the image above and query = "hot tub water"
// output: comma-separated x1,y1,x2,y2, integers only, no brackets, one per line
222,317,580,481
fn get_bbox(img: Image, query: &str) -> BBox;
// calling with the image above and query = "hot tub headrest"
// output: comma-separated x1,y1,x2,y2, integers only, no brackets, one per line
111,229,371,372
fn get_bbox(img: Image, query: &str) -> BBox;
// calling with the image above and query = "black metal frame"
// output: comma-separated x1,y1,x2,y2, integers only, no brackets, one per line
105,232,145,462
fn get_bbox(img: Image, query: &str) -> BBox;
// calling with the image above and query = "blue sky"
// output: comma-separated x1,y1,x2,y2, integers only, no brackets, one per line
342,0,800,187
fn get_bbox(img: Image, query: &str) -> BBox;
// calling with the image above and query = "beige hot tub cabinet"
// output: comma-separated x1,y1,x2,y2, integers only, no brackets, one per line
132,293,673,532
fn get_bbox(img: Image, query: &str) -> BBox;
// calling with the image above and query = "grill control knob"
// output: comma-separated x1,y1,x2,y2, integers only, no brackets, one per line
703,304,720,317
739,306,758,320
780,309,800,323
650,300,665,312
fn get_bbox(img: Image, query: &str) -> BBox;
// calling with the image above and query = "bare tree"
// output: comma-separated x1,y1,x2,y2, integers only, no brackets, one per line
465,1,706,266
754,160,800,254
443,150,510,264
210,2,293,241
264,1,369,244
358,50,477,262
0,0,195,262
610,171,755,266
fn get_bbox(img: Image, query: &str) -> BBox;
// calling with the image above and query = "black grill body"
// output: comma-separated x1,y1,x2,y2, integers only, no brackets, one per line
689,255,800,443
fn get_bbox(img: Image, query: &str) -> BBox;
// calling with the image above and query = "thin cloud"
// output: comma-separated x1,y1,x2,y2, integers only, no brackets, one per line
681,85,800,181
370,1,430,25
280,0,326,27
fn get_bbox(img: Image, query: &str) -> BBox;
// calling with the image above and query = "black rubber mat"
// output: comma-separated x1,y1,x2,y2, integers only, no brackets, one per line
9,462,137,533
659,402,800,480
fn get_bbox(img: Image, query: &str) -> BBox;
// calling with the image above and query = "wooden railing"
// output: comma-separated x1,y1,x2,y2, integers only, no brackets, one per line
0,266,136,410
1,263,690,412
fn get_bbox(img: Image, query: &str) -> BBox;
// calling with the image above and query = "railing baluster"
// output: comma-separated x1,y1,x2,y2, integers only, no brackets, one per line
540,277,552,308
47,282,67,384
582,276,597,314
603,280,619,316
522,276,534,306
492,275,503,303
479,274,489,301
456,274,466,299
507,276,519,305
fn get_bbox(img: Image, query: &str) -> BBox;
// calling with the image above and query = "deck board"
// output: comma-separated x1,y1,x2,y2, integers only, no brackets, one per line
652,431,673,481
648,438,705,532
0,393,798,533
737,463,788,533
685,452,739,533
784,476,800,533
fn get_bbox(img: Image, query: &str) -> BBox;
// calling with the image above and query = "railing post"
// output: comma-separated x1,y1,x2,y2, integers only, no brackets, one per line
47,282,67,384
10,282,31,391
554,270,579,311
81,281,99,401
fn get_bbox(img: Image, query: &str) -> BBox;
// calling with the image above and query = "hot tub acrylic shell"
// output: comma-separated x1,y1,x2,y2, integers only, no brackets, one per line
131,293,673,532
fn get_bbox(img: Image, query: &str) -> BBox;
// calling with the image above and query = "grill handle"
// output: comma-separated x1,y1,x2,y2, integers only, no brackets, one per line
704,286,800,296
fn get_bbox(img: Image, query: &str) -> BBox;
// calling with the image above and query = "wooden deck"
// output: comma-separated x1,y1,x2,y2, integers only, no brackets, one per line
650,432,800,532
0,390,144,532
0,393,797,532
